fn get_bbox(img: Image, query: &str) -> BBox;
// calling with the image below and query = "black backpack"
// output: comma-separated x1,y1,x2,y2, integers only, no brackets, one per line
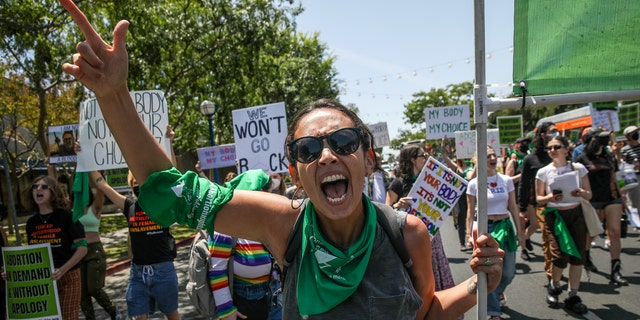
281,201,413,283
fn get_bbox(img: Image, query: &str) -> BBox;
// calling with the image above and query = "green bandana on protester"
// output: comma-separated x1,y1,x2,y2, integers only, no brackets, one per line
542,207,582,259
138,168,268,235
72,172,90,222
489,218,517,252
297,197,377,316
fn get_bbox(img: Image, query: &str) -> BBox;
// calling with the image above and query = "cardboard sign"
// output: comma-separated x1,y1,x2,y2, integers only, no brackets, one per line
368,122,390,148
590,106,620,132
496,115,523,145
403,157,467,237
3,244,61,319
48,124,79,164
232,102,288,174
76,90,171,172
197,144,236,170
454,129,501,159
425,105,471,140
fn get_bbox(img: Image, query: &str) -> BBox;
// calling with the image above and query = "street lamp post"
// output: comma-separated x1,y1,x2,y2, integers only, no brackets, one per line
200,100,219,184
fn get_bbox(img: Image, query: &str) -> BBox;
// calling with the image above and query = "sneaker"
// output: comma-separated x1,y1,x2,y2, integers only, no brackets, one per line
564,295,588,315
604,239,611,250
525,239,533,251
546,286,562,308
499,293,507,307
521,249,531,261
591,240,597,247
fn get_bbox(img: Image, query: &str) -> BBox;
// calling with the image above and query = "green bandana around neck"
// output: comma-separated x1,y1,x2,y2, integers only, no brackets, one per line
297,197,377,316
542,208,581,259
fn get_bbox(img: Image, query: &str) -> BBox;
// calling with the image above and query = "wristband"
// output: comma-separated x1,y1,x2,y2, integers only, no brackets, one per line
71,239,88,250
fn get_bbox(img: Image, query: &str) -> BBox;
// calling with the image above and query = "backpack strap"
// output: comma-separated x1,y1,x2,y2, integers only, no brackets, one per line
372,202,413,271
281,201,413,284
281,205,305,285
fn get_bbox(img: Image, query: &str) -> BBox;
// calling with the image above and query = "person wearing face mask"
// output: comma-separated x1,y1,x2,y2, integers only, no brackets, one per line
518,123,557,266
576,128,628,286
621,126,640,215
268,173,287,195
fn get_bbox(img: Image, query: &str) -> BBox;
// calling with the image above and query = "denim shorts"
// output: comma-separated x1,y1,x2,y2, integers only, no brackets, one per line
126,261,178,317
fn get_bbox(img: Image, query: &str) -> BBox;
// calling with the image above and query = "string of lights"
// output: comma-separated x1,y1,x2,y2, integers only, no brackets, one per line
338,46,514,101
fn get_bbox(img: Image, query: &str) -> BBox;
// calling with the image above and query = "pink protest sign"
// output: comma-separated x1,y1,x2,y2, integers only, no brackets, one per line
405,157,467,237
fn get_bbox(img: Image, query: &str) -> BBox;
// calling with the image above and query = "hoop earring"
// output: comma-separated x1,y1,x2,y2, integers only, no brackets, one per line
290,186,307,210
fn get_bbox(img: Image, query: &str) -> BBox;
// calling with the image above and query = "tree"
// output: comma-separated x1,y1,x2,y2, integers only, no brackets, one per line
0,65,78,232
391,81,474,149
74,0,339,154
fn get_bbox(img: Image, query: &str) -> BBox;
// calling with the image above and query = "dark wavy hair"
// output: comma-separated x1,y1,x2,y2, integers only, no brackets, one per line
397,145,425,180
533,122,556,155
284,99,380,171
22,175,71,212
547,136,571,161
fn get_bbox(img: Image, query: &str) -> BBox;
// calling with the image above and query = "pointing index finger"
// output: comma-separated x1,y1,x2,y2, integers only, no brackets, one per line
58,0,104,47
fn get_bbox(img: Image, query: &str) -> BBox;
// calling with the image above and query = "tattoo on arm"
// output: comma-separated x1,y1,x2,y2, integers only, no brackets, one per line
467,276,478,295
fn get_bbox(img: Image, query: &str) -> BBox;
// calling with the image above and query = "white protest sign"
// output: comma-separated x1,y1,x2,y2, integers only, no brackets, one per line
454,129,501,159
368,122,390,148
590,106,620,132
197,144,236,169
425,105,471,140
232,102,288,174
403,157,467,237
76,90,171,172
48,124,79,164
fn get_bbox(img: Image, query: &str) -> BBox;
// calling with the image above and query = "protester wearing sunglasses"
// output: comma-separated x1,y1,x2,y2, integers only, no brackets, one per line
535,135,592,314
59,1,504,318
386,144,457,298
517,122,557,269
21,175,87,319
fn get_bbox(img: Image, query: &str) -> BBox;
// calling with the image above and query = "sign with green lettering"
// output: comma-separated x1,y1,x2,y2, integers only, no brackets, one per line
617,103,639,137
496,115,523,145
3,244,61,319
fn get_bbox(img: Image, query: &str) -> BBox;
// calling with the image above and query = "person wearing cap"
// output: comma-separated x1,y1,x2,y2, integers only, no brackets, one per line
572,127,592,162
576,127,628,286
621,126,640,214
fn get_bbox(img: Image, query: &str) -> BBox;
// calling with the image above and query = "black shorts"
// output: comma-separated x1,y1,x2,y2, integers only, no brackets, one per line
590,198,622,210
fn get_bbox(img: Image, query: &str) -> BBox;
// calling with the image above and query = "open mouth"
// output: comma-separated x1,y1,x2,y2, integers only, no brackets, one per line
321,174,349,203
35,193,45,200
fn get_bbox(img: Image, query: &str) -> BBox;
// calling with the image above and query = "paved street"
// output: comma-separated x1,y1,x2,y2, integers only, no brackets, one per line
90,214,640,319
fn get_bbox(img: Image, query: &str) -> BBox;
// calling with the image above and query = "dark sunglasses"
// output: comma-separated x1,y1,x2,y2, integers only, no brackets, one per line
288,128,362,164
414,153,428,159
545,145,565,151
32,184,50,190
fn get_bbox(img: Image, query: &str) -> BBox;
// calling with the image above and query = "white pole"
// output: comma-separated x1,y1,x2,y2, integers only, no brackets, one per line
473,1,488,319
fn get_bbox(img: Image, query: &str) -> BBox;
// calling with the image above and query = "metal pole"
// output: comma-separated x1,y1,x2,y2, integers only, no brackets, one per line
207,117,219,184
474,0,488,318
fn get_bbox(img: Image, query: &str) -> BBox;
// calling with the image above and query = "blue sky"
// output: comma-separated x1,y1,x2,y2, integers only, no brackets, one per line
295,0,515,148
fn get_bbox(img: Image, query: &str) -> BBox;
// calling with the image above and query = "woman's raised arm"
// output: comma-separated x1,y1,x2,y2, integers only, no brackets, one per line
59,0,171,184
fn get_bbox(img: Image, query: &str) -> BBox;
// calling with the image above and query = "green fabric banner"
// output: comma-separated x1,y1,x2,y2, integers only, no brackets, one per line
513,0,640,96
